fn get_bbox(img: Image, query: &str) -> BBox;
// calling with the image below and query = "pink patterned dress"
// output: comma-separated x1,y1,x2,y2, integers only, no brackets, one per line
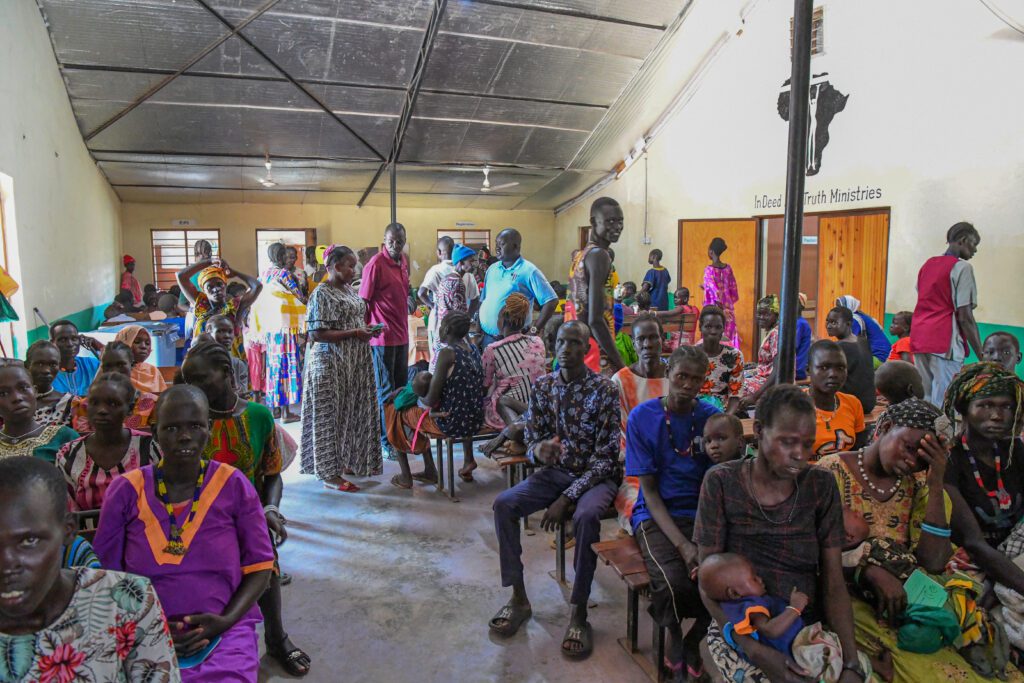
480,333,546,430
703,263,741,349
56,429,155,512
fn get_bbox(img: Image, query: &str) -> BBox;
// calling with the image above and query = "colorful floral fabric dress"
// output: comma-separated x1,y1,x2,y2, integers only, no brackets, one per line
0,568,180,682
480,333,546,430
702,264,741,349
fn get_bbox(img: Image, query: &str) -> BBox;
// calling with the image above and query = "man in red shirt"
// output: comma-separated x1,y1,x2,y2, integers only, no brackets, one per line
910,222,983,405
359,223,411,455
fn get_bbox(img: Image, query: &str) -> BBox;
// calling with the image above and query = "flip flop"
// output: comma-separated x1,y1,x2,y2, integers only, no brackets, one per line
410,472,437,484
266,639,310,677
323,479,360,492
488,602,532,637
561,620,593,659
390,474,412,489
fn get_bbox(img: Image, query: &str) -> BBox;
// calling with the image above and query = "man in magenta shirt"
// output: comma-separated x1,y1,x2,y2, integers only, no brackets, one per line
911,221,983,405
359,223,411,454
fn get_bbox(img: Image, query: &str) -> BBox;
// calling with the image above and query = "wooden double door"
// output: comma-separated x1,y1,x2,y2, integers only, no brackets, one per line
679,210,890,358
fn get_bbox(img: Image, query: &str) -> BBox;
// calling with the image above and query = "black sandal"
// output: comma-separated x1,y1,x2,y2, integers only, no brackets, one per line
267,637,311,677
488,601,532,637
561,621,593,659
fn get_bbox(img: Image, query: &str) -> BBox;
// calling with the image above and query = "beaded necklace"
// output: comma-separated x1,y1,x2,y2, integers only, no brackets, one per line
661,397,692,458
962,433,1012,511
154,458,208,556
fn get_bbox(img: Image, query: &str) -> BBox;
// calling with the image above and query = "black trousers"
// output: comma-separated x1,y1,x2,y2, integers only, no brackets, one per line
635,516,709,631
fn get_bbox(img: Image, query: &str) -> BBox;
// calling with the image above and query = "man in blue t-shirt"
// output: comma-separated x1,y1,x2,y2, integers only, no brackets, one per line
625,350,721,674
478,228,558,347
642,249,672,310
794,293,813,381
49,320,101,397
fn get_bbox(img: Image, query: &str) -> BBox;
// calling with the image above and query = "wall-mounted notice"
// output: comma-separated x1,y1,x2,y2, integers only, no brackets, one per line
455,221,476,227
172,219,196,227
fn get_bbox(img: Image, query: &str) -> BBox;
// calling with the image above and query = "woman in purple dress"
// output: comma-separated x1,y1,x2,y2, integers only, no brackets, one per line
702,237,741,349
94,385,274,682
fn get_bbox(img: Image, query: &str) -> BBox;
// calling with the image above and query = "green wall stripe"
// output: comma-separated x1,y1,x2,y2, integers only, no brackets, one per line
883,313,1024,375
20,304,109,357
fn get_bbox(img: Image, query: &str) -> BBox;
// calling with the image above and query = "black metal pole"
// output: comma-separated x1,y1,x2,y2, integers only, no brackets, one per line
390,161,397,225
776,0,813,384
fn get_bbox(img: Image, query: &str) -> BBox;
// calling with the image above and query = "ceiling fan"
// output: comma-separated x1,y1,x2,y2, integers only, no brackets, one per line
258,153,277,188
480,167,519,193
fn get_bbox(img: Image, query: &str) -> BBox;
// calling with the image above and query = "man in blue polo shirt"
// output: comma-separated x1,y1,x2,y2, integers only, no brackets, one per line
478,228,558,347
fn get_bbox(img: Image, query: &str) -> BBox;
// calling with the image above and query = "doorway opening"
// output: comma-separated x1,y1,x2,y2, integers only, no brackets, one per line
256,229,317,275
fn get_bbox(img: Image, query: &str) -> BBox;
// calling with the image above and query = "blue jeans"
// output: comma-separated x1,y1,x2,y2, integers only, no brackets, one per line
493,467,617,606
371,345,408,450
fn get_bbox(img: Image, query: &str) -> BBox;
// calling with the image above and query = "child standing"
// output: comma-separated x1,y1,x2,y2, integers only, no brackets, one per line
660,287,700,350
887,311,913,362
642,249,672,310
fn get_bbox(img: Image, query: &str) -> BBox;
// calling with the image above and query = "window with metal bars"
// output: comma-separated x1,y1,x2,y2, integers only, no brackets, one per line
150,229,220,290
790,7,825,57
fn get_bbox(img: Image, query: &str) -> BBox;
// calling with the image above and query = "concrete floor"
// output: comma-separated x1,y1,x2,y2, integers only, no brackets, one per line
257,430,656,683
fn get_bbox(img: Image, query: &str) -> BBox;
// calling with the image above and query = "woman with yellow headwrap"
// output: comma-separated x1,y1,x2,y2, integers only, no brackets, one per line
176,256,262,361
739,294,781,404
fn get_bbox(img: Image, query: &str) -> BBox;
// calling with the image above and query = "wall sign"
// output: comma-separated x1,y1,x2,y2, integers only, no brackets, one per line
754,185,883,210
171,219,195,227
455,221,476,227
777,72,849,176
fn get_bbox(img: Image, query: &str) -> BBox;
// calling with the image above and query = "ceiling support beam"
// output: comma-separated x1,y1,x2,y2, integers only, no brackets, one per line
358,0,449,209
470,0,666,30
83,0,284,142
192,0,386,161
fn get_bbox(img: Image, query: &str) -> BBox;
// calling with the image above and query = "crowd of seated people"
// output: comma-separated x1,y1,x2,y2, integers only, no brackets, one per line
4,200,1024,683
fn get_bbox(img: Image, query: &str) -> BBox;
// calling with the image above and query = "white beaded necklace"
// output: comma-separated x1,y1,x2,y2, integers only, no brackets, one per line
857,448,901,497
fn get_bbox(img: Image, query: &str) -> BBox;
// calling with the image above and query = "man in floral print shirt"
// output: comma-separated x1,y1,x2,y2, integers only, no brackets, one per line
489,321,620,659
0,457,179,682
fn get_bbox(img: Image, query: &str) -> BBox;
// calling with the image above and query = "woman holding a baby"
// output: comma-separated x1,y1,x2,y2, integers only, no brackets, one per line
695,384,865,682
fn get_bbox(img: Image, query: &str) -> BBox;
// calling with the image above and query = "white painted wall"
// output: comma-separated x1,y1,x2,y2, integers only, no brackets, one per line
0,0,121,342
556,0,1024,327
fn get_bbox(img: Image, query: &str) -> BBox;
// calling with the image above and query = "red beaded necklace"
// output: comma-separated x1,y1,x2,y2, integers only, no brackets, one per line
962,433,1012,511
661,397,692,458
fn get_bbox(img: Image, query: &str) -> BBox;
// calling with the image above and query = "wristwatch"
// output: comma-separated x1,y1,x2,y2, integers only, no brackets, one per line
842,661,866,681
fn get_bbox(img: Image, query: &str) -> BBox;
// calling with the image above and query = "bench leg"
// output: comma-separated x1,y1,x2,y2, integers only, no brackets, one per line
653,619,666,682
434,438,444,493
555,522,567,584
447,438,457,500
626,586,640,653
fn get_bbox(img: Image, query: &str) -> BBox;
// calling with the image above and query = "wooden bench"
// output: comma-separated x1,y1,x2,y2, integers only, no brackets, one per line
432,430,502,501
593,537,668,682
554,506,618,585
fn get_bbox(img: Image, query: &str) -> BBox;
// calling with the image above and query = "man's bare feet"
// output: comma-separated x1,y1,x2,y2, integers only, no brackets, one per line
459,461,478,482
870,646,894,682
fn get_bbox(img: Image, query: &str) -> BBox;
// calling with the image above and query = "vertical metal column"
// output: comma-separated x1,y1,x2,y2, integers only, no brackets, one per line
390,161,397,225
776,0,813,383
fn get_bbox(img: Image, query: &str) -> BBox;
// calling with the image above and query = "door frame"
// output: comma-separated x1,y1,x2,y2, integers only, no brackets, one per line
752,205,891,316
677,217,763,358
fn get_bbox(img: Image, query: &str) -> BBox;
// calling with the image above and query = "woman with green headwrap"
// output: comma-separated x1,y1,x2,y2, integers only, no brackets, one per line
738,295,780,411
944,362,1024,598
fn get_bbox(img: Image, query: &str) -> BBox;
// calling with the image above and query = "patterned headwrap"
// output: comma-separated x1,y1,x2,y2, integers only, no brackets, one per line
123,254,135,266
197,266,227,291
500,292,531,329
758,294,780,314
872,397,953,443
942,361,1024,433
322,244,338,264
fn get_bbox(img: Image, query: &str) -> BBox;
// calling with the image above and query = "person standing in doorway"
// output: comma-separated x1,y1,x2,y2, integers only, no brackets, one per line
360,223,411,457
120,255,143,307
478,228,558,348
701,237,741,349
642,249,672,311
911,222,983,405
567,197,625,374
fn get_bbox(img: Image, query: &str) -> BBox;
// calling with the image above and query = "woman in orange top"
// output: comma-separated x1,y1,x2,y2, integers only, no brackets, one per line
114,325,167,394
808,340,866,460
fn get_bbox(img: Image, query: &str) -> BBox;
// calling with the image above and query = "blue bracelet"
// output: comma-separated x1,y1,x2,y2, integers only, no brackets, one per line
921,523,952,538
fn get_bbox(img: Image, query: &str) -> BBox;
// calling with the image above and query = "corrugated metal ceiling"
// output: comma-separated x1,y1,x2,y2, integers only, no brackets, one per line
36,0,691,209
